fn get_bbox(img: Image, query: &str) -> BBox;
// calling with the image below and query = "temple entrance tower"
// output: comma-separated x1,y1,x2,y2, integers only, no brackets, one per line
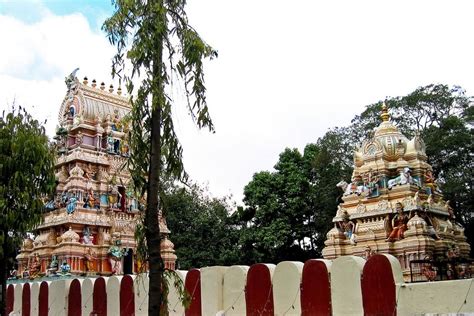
323,103,470,279
16,72,176,277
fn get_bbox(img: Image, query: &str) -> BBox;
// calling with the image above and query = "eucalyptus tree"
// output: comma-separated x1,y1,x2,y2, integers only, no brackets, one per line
0,107,55,313
103,0,217,313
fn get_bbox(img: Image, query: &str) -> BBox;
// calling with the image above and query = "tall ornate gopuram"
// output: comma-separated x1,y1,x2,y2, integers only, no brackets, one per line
323,103,470,278
16,72,176,278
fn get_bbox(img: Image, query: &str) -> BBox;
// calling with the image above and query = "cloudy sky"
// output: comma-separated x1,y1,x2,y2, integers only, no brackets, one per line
1,0,474,205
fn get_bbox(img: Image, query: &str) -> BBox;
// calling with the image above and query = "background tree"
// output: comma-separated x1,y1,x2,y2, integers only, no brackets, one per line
239,83,473,262
0,107,55,313
164,183,240,269
239,132,353,263
103,0,217,312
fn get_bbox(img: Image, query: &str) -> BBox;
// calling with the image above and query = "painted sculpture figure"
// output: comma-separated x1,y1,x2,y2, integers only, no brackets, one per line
84,247,96,273
28,253,41,279
387,167,420,189
16,72,177,277
337,212,357,245
47,255,59,276
59,261,71,276
108,234,127,275
386,202,408,242
323,102,470,280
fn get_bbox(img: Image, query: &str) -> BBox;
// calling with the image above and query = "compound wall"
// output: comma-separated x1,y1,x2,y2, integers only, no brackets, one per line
6,254,474,315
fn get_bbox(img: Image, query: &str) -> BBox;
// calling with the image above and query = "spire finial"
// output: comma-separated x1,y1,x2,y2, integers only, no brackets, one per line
381,101,390,122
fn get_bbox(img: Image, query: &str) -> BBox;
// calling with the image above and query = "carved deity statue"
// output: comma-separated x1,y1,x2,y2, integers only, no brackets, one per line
84,248,96,273
28,253,41,279
420,203,440,240
337,212,357,245
108,236,127,275
386,202,409,242
82,226,93,245
47,255,59,276
363,169,380,198
388,167,420,189
59,260,71,276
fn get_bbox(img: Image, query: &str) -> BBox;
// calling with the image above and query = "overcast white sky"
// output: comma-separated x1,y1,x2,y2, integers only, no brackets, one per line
1,0,474,205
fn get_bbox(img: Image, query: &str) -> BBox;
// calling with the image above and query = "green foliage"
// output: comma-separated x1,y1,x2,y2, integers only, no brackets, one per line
239,83,473,262
164,183,240,269
238,132,354,263
0,106,55,249
103,0,216,313
0,106,55,310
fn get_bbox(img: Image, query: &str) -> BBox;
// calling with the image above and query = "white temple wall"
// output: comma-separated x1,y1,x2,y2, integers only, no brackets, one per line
12,283,22,315
30,282,40,316
397,279,474,315
331,255,365,316
49,279,71,315
222,265,249,316
272,261,303,315
133,274,149,316
8,254,474,316
106,276,121,316
167,270,186,316
81,278,94,316
200,266,228,316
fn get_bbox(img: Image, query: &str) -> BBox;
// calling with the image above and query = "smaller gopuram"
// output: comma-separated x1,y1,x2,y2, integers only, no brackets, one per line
16,71,176,278
323,103,470,279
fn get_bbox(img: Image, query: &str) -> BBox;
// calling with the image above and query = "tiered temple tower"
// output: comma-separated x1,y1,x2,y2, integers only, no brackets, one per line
323,103,470,278
16,72,176,277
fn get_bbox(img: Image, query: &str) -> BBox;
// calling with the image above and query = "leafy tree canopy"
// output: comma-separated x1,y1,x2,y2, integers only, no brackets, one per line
103,0,216,312
237,83,473,263
0,106,55,311
164,183,240,270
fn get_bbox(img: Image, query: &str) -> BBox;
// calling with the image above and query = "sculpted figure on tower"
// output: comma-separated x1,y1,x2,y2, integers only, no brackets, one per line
16,72,177,277
324,102,470,280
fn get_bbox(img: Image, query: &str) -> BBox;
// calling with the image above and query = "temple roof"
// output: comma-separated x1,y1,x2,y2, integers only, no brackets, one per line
58,75,130,124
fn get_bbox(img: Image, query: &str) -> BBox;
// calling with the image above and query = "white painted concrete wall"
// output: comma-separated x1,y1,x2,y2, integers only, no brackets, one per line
397,278,474,315
331,255,366,316
133,274,149,316
106,276,120,316
8,254,474,316
273,261,304,316
200,266,228,316
12,284,22,315
30,282,40,316
49,279,71,315
81,278,94,316
167,270,186,316
222,265,249,316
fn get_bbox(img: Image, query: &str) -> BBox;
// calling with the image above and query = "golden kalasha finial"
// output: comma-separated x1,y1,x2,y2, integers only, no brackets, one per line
117,86,122,95
109,84,114,93
83,77,88,85
92,79,97,88
100,82,105,90
381,101,390,122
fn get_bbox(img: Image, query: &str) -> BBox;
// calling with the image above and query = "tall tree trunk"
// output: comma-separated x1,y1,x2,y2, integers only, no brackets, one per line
147,6,165,312
147,103,163,314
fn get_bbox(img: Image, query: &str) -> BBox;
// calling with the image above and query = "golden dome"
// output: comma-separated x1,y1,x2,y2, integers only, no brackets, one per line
407,213,427,229
61,227,80,243
160,237,175,251
373,104,408,159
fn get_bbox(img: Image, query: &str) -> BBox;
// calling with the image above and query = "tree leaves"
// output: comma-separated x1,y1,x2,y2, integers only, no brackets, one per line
0,106,55,310
103,1,216,313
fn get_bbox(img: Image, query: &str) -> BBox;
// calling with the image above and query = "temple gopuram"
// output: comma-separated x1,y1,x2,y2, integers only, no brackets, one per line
323,103,471,280
16,71,176,278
